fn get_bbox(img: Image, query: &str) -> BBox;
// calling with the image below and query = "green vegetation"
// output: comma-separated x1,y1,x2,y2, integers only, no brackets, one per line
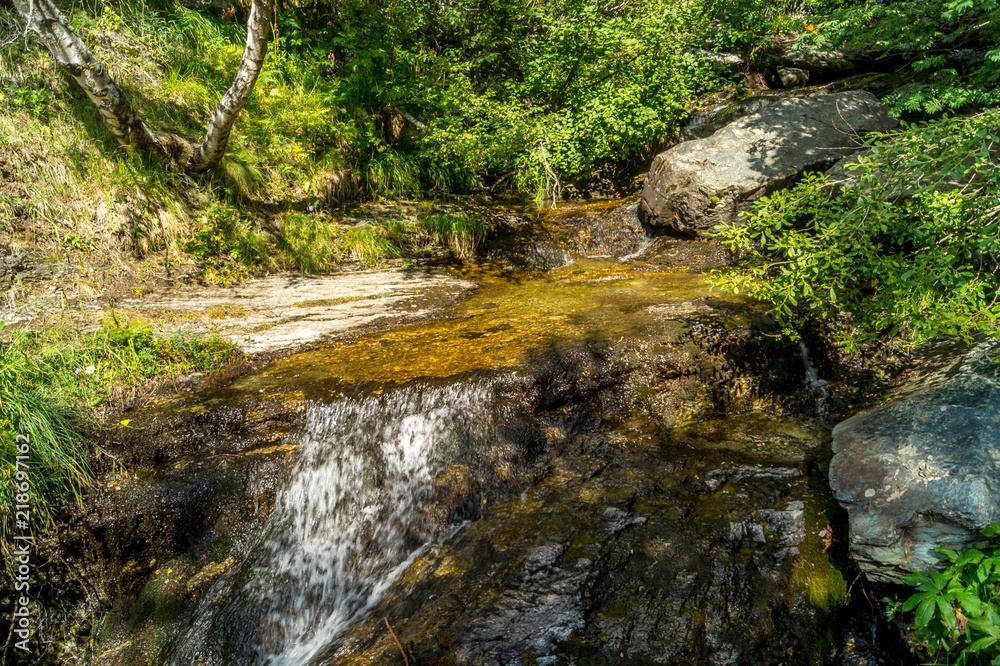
0,319,242,569
889,523,1000,665
804,0,1000,114
0,359,89,571
0,0,811,273
710,0,1000,350
185,206,488,281
710,109,1000,350
790,505,847,613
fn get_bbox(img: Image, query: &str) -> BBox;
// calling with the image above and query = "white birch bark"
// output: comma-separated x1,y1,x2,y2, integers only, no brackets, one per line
13,0,275,174
186,0,274,173
11,0,161,153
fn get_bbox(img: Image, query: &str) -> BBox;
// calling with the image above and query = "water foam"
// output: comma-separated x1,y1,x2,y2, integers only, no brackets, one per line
167,382,512,665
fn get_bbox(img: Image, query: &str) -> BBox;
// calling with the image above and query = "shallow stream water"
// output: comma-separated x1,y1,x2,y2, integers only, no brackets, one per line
91,200,907,665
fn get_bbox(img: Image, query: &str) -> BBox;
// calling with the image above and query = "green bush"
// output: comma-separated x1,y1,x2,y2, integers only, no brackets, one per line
709,109,1000,350
890,523,1000,665
805,0,1000,114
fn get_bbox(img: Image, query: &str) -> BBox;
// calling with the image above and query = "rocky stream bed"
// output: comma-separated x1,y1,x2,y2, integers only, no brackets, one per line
6,82,973,665
2,197,915,666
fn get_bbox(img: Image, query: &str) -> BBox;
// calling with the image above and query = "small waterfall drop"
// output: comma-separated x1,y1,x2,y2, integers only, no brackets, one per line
165,381,523,666
798,341,829,409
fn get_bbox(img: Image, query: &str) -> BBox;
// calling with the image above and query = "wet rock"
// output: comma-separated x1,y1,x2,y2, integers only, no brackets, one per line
831,337,1000,582
488,199,651,268
453,542,587,664
728,500,806,559
639,91,899,235
333,416,846,665
779,67,810,88
644,238,732,272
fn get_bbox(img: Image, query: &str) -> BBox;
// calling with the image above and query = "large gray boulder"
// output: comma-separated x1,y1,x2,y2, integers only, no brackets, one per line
639,90,899,235
830,338,1000,583
680,92,790,141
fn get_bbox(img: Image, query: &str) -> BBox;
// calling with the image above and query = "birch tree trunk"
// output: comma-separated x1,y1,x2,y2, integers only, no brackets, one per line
186,0,273,172
11,0,163,154
12,0,274,174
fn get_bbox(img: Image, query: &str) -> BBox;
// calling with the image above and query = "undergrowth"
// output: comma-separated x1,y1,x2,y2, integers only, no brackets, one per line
0,319,242,572
186,205,489,281
889,523,1000,665
0,0,815,277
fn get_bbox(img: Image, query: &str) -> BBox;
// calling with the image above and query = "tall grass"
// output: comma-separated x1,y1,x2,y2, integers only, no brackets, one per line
0,319,242,573
416,213,488,260
0,352,90,570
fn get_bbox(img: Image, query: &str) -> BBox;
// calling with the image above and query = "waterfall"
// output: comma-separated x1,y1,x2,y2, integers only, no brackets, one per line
798,341,829,410
798,341,826,390
165,381,521,666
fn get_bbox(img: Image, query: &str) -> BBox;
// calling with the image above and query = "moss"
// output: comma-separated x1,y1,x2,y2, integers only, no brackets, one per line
790,502,847,613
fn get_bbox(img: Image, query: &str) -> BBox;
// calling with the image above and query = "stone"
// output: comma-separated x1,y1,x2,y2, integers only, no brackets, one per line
118,270,475,354
639,90,899,235
684,49,745,72
778,67,810,88
0,245,33,289
680,93,789,141
830,337,1000,583
0,244,70,285
780,49,857,77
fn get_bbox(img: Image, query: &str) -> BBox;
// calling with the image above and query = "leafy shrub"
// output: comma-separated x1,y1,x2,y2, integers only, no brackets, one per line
805,0,1000,114
890,523,1000,665
184,203,275,282
710,109,1000,350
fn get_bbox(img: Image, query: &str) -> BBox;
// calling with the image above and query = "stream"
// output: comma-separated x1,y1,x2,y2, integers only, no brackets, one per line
80,200,907,665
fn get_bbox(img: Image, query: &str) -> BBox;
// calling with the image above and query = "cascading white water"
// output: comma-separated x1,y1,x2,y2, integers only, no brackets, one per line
166,381,519,666
798,341,827,391
798,341,829,411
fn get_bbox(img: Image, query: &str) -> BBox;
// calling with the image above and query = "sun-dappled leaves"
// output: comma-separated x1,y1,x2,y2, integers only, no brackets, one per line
709,108,1000,350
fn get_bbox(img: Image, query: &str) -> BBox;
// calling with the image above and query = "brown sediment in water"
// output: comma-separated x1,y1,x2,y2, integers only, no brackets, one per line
240,256,744,390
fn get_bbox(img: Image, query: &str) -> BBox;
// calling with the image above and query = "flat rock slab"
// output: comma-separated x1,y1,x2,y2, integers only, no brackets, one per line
830,338,1000,582
639,90,899,235
120,270,475,354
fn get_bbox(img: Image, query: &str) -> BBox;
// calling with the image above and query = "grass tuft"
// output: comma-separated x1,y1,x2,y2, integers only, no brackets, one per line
0,318,243,574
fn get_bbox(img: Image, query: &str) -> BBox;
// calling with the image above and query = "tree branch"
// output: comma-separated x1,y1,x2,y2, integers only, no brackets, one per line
187,0,275,172
12,0,274,175
11,0,163,154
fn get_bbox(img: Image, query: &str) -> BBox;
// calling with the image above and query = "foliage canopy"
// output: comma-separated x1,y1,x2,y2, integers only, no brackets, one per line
807,0,1000,114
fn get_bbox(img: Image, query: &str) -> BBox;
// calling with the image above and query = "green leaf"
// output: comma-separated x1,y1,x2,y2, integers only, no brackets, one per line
966,635,998,652
902,590,934,612
915,598,937,628
958,590,985,617
937,597,957,632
